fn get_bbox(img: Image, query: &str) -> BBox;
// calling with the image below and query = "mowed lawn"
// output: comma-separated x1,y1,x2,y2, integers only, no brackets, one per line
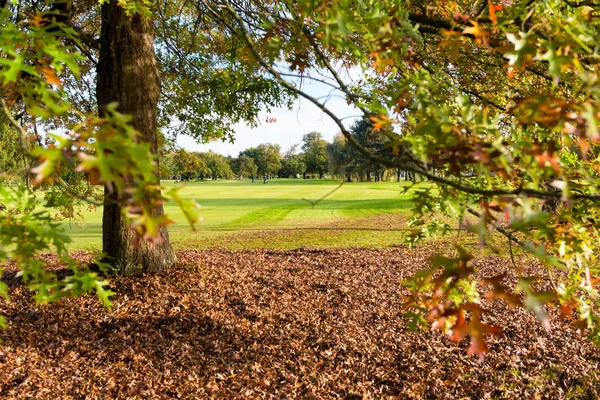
63,179,417,251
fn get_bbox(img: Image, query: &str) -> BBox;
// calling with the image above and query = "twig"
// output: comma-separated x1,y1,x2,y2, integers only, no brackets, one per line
466,205,525,247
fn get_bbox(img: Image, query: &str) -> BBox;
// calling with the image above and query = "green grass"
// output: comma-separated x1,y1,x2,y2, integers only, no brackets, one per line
63,179,419,251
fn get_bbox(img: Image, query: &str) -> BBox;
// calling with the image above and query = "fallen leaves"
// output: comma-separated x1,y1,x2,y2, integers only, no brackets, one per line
0,248,598,398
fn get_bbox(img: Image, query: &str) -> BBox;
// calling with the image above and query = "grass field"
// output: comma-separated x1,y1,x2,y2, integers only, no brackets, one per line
63,179,418,251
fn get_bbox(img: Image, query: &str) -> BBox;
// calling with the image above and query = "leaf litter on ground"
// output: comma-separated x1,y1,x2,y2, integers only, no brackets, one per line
0,247,599,399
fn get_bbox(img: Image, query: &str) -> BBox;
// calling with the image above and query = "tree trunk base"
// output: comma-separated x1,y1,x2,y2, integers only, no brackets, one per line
102,199,177,275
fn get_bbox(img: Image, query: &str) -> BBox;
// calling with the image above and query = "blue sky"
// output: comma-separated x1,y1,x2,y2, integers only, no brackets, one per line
177,72,362,156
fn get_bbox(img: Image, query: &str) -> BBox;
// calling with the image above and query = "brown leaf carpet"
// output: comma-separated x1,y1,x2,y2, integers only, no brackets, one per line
0,248,598,399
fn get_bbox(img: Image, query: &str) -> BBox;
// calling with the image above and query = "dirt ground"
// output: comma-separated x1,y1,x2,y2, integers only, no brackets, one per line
1,248,599,399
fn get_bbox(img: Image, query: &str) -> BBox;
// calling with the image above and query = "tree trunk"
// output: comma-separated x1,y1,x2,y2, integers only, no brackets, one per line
96,1,177,275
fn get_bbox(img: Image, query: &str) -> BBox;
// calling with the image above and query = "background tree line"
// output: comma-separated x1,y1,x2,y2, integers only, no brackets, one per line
157,119,421,182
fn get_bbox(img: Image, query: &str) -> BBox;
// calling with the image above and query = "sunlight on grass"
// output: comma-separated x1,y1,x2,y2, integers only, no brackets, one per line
61,179,419,250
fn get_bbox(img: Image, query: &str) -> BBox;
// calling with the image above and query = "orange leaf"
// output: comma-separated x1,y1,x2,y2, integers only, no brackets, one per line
30,14,47,28
40,67,61,87
488,1,503,26
369,51,394,74
451,304,501,358
482,274,522,306
369,115,391,131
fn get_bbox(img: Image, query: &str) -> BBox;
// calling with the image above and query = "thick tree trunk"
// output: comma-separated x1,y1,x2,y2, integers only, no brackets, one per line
96,2,177,274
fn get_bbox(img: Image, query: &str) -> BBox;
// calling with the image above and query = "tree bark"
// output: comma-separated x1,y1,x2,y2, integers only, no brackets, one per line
96,1,177,274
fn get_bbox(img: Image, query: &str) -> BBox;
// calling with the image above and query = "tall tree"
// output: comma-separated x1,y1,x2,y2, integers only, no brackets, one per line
326,134,354,182
96,2,177,274
348,118,395,181
167,149,206,180
302,132,328,179
279,153,306,178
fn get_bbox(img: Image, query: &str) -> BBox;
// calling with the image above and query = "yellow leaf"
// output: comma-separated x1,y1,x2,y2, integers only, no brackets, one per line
462,21,482,37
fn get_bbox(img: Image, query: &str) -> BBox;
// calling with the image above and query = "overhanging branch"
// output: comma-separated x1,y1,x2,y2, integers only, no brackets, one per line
221,3,600,203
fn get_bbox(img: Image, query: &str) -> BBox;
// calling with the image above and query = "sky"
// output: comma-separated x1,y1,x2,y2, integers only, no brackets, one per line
176,73,362,157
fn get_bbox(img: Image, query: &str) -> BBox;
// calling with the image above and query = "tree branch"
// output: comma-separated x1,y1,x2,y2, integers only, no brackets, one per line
465,206,526,247
221,3,600,203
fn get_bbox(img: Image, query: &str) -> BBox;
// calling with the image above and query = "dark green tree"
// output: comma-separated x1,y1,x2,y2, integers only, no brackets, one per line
234,155,259,178
240,143,282,178
279,144,306,178
301,132,328,179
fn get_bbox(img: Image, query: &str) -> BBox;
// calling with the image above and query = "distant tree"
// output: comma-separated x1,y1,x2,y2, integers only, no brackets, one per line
278,144,305,178
0,121,27,184
169,150,206,181
326,118,406,182
348,118,390,181
302,132,328,179
240,143,282,178
279,154,306,178
326,134,354,182
159,155,174,180
235,155,259,178
194,151,233,180
225,155,236,175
